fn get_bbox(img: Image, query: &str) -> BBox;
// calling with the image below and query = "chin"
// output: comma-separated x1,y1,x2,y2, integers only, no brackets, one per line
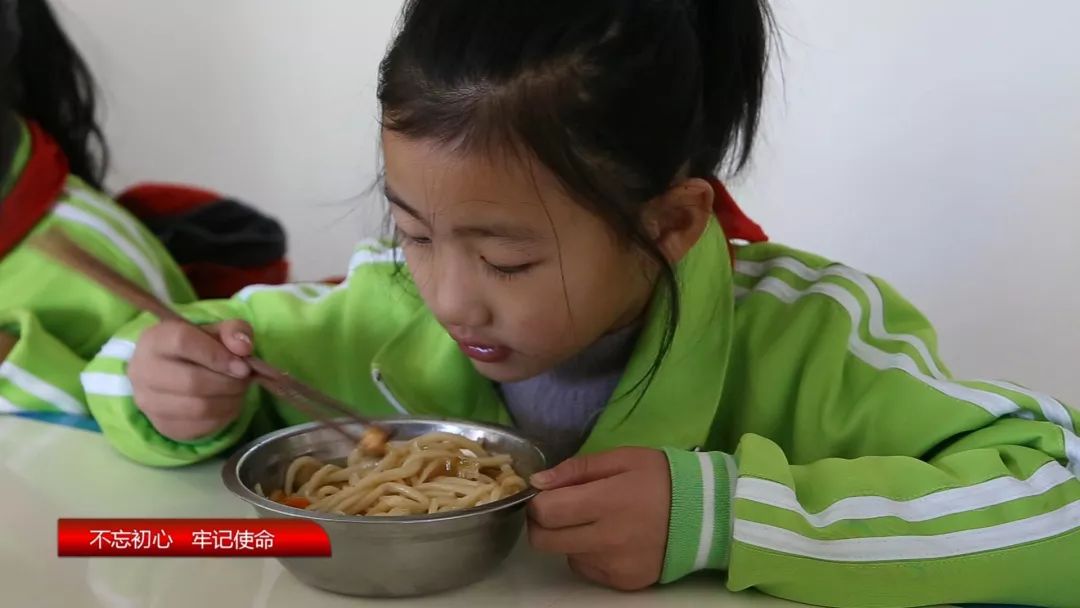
470,359,545,384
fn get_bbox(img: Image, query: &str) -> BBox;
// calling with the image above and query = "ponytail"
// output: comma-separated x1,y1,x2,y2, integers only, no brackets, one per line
6,0,108,189
688,0,774,177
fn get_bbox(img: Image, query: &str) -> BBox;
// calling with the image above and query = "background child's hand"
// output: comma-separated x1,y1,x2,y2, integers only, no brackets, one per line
128,319,255,442
527,447,671,591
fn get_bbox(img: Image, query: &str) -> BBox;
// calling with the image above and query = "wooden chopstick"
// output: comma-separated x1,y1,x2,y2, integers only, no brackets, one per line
0,332,16,364
31,228,378,443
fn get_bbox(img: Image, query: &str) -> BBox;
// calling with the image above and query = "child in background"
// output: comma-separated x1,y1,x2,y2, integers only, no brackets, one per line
0,0,288,420
82,1,1079,606
0,0,196,416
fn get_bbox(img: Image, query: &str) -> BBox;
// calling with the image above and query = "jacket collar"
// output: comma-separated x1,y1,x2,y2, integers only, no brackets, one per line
0,119,70,260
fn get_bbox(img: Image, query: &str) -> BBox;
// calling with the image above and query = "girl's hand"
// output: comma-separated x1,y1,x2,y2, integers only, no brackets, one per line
128,319,255,442
527,447,671,591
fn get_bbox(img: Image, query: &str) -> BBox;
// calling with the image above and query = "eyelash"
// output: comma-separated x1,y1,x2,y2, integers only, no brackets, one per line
483,259,534,280
396,230,431,248
396,230,534,279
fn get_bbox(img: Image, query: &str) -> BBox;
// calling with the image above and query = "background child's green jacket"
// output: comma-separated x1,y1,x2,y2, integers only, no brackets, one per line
0,120,195,415
79,218,1079,607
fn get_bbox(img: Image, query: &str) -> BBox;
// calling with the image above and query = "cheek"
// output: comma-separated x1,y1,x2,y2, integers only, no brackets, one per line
482,272,577,351
513,316,568,352
401,247,433,291
565,252,647,320
505,259,637,349
502,280,573,336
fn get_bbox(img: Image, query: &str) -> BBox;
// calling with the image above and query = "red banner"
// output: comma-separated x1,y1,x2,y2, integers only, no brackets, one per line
57,519,331,557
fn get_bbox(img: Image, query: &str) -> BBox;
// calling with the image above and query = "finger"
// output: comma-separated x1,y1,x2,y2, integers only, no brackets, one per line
567,556,611,588
208,320,255,358
530,450,632,490
135,392,245,423
528,521,617,555
528,478,621,528
579,555,659,592
147,320,250,379
136,358,250,397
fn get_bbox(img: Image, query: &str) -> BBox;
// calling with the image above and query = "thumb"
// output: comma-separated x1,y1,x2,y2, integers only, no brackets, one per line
530,451,629,490
207,319,255,358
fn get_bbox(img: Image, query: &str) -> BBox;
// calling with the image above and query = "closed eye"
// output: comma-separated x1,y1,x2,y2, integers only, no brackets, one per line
484,260,534,276
395,228,431,247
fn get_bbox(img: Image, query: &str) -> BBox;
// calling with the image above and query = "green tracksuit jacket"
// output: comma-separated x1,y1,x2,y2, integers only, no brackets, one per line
73,216,1079,607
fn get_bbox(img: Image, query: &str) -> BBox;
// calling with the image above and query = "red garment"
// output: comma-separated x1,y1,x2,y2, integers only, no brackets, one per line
707,178,768,261
179,259,291,299
115,183,221,219
117,183,291,299
0,122,68,260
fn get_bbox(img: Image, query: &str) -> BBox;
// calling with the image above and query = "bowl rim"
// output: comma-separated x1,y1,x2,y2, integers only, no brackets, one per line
221,417,543,524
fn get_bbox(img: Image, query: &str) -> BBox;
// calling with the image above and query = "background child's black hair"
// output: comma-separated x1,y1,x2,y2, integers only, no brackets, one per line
377,0,773,394
3,0,108,189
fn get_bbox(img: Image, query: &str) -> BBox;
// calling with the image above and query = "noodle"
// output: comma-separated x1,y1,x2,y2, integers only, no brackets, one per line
267,431,529,516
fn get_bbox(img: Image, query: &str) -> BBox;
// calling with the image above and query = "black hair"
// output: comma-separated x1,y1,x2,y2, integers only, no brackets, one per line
378,0,773,392
1,0,108,189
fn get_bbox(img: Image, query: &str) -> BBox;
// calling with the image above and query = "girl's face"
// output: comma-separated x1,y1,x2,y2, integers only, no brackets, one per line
382,131,658,383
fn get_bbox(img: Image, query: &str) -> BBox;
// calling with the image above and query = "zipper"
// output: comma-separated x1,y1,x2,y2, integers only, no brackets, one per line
371,367,408,415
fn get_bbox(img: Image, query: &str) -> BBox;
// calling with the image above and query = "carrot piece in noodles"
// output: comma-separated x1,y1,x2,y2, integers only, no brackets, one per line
283,495,311,509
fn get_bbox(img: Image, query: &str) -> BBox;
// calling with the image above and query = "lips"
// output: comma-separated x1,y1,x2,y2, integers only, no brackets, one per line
454,341,512,363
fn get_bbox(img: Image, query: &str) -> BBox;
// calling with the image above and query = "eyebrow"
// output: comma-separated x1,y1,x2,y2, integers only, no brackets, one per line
384,186,543,243
384,187,424,221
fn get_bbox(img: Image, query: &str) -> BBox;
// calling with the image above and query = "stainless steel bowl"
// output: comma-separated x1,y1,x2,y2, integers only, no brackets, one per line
221,417,546,597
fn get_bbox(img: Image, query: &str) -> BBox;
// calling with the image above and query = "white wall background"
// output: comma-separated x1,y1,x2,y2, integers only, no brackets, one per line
51,0,402,281
52,0,1078,403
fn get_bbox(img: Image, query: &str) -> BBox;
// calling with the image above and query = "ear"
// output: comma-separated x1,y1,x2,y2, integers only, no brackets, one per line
641,178,713,264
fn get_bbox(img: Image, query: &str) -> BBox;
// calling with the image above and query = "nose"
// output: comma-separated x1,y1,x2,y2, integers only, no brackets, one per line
425,255,492,330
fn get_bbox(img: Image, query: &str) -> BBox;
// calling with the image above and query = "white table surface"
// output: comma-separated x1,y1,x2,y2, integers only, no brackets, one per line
0,416,963,608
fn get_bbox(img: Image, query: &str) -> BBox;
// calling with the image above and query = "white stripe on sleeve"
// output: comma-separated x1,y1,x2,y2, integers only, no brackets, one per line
81,372,134,397
0,362,86,414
